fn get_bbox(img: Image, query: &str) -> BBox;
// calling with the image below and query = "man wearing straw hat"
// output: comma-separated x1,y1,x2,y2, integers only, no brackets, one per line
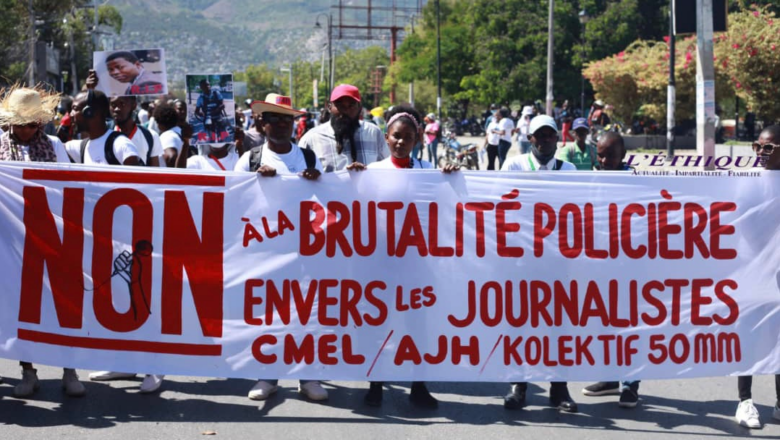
0,85,86,398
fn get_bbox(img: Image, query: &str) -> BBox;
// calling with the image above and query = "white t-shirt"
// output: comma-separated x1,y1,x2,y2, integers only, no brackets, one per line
499,117,515,143
122,125,163,166
138,108,149,124
501,153,577,171
234,143,324,174
10,135,71,163
486,120,501,145
187,151,240,172
65,130,139,165
367,157,434,169
159,126,184,154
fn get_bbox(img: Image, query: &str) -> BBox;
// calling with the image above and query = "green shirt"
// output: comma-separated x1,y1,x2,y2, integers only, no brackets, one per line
555,141,597,171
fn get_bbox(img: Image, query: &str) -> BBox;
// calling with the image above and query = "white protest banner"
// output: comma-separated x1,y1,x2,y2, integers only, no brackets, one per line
93,49,167,97
0,163,778,382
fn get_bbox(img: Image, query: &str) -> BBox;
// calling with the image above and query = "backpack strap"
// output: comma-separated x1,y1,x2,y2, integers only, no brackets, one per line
79,139,88,164
137,125,155,166
302,147,317,170
248,145,264,172
104,131,123,165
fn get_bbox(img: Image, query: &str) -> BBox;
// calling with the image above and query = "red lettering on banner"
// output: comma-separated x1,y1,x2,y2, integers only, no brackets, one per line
244,280,264,325
533,203,556,257
558,203,583,258
299,201,326,256
19,187,85,328
496,201,523,257
710,202,737,259
284,333,315,364
464,202,494,258
161,191,224,337
353,201,377,256
429,203,454,257
713,279,739,325
92,189,154,332
396,203,428,257
584,204,608,259
252,334,277,363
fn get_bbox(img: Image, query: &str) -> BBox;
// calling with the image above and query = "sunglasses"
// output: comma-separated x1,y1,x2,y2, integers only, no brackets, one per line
753,142,780,154
262,114,294,124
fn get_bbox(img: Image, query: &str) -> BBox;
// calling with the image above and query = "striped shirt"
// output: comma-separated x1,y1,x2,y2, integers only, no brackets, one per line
298,120,389,172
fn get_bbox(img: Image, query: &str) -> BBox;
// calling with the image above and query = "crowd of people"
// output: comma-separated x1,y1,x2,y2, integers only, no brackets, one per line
0,75,779,429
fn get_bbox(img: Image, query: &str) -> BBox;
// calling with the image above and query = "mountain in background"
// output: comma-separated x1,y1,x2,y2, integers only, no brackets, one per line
112,0,335,85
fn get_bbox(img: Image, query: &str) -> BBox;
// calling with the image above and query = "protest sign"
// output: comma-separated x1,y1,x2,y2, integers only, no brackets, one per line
93,49,167,97
185,74,235,148
1,164,778,382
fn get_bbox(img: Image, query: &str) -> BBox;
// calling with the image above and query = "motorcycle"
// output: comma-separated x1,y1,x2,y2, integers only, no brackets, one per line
467,116,485,136
438,131,479,170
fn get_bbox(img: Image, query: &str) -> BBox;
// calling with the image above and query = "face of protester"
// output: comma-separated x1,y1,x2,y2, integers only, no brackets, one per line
110,97,136,125
574,127,589,143
529,126,558,156
754,131,780,170
174,101,187,124
200,82,211,95
11,123,40,144
329,97,361,122
261,112,294,144
597,137,626,171
71,94,91,132
106,57,142,84
385,119,418,160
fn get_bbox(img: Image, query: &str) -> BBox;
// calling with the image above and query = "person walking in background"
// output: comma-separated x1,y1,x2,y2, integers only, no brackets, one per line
496,108,514,169
555,118,597,170
423,113,440,168
560,100,574,146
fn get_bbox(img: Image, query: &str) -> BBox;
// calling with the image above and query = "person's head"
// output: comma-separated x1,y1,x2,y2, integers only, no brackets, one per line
199,79,211,95
105,51,142,84
499,108,510,119
597,132,626,171
384,106,423,160
572,117,589,142
140,101,150,111
109,96,137,125
57,96,72,116
153,102,179,132
593,99,605,109
0,86,59,143
251,93,303,145
71,89,109,132
528,115,559,162
173,100,187,125
328,84,362,139
754,125,780,170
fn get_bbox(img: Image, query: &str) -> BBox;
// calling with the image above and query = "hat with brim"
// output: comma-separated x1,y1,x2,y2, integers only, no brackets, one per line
251,93,304,117
0,85,59,127
529,115,559,135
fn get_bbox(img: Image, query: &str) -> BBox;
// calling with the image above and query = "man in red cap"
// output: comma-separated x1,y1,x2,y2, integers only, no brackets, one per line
299,84,388,171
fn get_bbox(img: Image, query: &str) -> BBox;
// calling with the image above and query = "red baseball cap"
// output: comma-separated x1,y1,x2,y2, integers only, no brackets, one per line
330,84,361,103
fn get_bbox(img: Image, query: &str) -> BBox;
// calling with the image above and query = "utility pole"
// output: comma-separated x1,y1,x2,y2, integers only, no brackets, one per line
667,0,676,158
436,0,442,121
696,0,715,169
28,0,35,86
545,0,555,116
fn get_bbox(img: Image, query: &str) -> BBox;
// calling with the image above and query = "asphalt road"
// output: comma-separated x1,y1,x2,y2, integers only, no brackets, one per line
1,361,779,439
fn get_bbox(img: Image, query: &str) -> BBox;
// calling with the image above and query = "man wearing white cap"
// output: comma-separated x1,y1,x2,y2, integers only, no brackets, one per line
501,115,576,171
501,116,577,414
514,106,535,154
299,84,388,172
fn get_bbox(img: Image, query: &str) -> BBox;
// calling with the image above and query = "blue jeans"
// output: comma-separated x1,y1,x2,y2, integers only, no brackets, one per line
412,142,423,161
427,139,439,168
622,380,640,391
498,140,512,169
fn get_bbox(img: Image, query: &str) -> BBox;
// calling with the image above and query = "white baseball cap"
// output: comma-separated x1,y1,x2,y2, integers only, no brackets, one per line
528,115,558,135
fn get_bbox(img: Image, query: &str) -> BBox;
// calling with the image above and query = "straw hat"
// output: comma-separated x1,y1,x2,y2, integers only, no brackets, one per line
0,85,60,127
251,93,304,117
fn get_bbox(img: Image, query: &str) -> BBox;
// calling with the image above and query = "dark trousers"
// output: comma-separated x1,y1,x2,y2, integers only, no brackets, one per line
486,143,499,170
512,381,568,393
497,140,512,169
738,375,780,401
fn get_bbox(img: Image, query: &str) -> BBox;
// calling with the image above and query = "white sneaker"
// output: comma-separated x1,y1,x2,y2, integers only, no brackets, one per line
773,402,780,422
89,371,137,381
736,399,762,429
299,381,328,401
248,380,278,401
139,375,164,394
13,369,39,398
62,368,86,397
